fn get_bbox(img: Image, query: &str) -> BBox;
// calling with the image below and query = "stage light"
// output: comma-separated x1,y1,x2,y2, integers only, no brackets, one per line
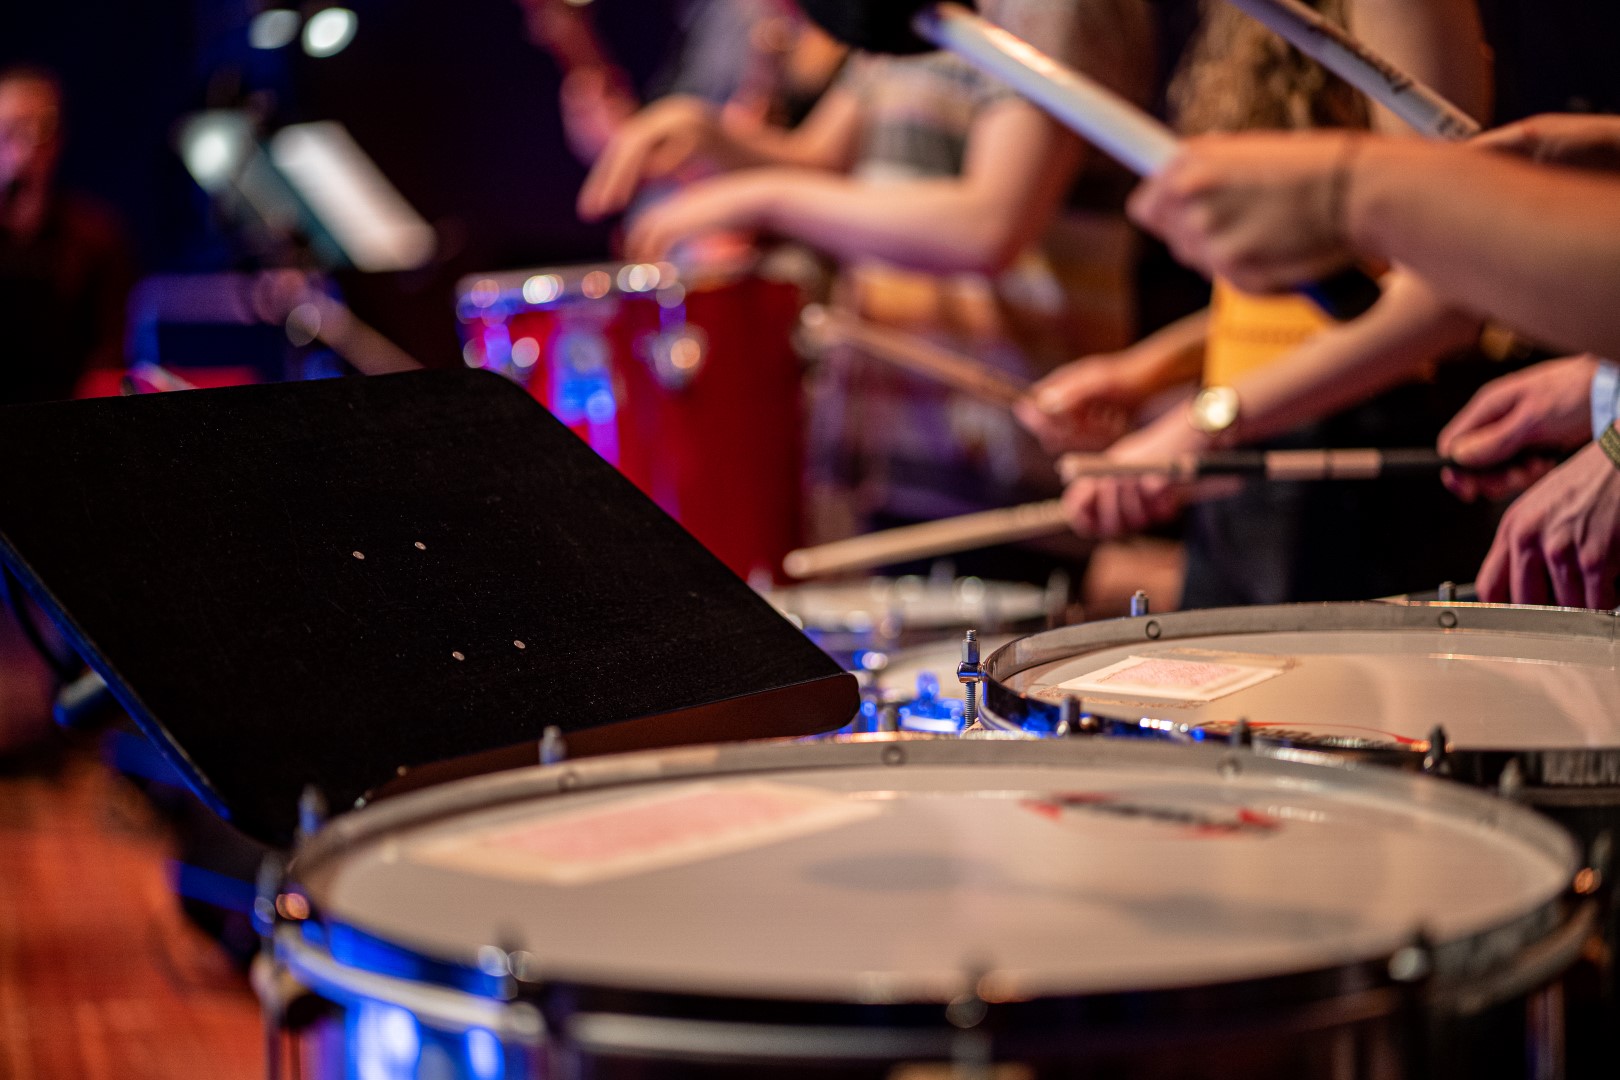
303,7,358,57
178,112,252,192
249,9,300,49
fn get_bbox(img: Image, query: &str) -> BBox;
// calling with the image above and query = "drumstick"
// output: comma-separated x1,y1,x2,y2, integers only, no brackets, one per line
794,0,1382,321
1056,447,1560,483
799,305,1029,407
783,500,1069,579
1222,0,1481,141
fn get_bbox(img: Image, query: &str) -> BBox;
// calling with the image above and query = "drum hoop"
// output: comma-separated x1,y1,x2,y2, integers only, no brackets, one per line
456,257,759,319
981,602,1620,784
284,736,1581,1025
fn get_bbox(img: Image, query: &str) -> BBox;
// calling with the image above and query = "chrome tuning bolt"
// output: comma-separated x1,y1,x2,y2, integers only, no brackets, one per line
957,630,986,724
540,725,567,766
1422,725,1449,774
1057,695,1081,737
1437,581,1458,603
1129,590,1150,617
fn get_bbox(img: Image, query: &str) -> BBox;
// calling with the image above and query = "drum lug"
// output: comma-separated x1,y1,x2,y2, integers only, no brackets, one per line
541,725,567,766
957,630,986,724
1057,695,1080,736
1437,580,1458,603
1574,832,1611,902
1230,717,1253,749
1497,758,1524,801
1387,930,1434,984
1129,589,1150,617
1422,725,1450,775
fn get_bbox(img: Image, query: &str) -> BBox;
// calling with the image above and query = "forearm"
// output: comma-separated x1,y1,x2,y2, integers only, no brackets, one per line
1347,142,1620,358
1229,270,1480,444
1119,309,1210,395
757,173,1048,274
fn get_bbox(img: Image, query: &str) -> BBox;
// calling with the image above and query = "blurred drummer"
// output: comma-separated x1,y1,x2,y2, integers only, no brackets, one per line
1127,112,1620,608
578,0,1154,559
1015,0,1499,606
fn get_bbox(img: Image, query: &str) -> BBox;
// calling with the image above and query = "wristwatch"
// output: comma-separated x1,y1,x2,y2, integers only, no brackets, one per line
1189,385,1241,441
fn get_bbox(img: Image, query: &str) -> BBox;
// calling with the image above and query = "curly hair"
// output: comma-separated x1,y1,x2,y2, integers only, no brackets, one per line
1169,0,1369,135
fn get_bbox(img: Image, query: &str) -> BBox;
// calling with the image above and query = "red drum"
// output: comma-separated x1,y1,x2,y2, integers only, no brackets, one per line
457,262,805,581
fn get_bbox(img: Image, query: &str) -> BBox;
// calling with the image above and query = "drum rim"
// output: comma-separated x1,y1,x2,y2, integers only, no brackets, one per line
981,601,1620,786
278,735,1583,1034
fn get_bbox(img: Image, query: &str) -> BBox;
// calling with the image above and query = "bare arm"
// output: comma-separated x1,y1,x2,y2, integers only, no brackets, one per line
1219,270,1480,444
626,98,1081,273
1130,131,1620,361
577,86,864,220
1347,141,1620,358
1348,0,1492,135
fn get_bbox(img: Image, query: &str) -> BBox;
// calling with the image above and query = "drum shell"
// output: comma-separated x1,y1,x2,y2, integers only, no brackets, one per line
268,736,1591,1080
461,268,804,582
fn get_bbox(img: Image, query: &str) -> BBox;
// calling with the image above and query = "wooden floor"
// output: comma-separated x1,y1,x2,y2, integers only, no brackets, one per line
0,739,262,1080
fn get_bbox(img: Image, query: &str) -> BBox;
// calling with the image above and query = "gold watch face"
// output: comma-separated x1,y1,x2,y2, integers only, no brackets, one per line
1190,386,1240,435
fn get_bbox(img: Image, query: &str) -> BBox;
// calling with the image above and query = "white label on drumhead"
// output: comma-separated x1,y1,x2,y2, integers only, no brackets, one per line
1057,654,1285,703
408,782,882,885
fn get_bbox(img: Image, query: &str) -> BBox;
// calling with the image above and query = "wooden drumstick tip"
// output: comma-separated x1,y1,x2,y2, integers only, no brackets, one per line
782,549,814,579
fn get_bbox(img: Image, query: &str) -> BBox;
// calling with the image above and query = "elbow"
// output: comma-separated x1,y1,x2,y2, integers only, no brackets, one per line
955,224,1026,276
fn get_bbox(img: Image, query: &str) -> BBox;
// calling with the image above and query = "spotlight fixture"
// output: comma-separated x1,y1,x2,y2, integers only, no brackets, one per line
302,7,358,58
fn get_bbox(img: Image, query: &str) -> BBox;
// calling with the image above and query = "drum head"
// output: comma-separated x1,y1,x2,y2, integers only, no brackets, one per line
294,738,1574,1006
988,603,1620,753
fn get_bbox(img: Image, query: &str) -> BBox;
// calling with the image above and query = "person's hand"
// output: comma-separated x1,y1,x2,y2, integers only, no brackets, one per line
1473,113,1620,173
1014,351,1150,455
577,96,726,221
1439,355,1599,501
1477,439,1620,608
621,171,774,262
1059,407,1217,538
1127,132,1357,295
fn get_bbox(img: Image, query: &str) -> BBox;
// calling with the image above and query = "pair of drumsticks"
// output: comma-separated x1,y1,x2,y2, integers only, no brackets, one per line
784,0,1497,579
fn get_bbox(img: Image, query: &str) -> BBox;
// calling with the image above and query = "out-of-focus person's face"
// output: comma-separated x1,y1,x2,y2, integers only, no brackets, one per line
0,78,62,191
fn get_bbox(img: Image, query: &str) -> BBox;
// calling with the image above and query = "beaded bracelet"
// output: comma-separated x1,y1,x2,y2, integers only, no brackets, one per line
1599,422,1620,472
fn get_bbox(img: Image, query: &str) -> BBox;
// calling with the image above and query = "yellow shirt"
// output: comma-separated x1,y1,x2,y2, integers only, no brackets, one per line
1203,278,1332,386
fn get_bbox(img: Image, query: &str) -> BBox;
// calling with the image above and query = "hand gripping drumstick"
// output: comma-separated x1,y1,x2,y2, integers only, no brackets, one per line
794,0,1383,320
798,304,1030,407
783,448,1557,578
1221,0,1481,141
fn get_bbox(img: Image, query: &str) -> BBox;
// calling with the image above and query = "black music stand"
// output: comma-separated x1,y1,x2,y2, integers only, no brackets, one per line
0,370,854,846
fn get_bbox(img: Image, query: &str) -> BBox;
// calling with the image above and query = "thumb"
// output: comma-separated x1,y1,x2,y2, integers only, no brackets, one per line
1447,408,1535,468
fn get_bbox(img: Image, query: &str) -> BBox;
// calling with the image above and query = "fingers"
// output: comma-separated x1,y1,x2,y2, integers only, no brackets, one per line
1546,539,1586,608
622,207,683,264
1469,119,1534,157
1438,380,1518,461
1476,533,1511,603
1441,466,1478,502
578,128,655,220
1509,535,1552,606
1061,475,1186,539
1584,560,1617,611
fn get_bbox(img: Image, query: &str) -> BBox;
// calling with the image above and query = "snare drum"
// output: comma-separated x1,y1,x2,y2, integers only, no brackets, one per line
980,600,1620,1068
457,262,805,581
267,736,1590,1079
980,601,1620,798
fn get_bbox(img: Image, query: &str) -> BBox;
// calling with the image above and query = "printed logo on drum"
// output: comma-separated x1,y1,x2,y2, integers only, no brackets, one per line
1020,792,1280,838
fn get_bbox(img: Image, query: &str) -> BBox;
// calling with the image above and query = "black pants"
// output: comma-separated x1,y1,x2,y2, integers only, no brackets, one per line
1180,366,1509,609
